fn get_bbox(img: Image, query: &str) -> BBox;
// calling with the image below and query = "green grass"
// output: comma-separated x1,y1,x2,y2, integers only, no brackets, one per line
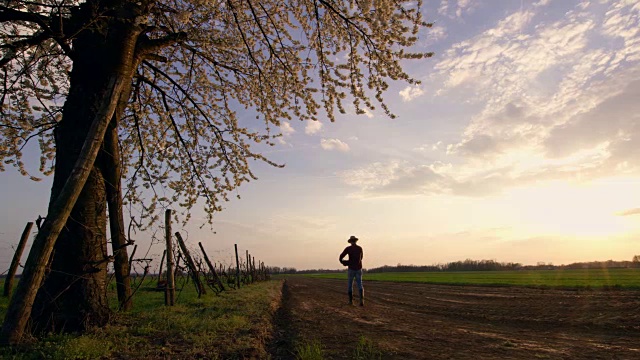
295,339,325,360
0,278,283,359
353,336,382,360
306,268,640,289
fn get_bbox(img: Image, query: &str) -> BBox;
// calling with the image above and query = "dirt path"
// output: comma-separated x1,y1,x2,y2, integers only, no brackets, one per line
271,277,640,359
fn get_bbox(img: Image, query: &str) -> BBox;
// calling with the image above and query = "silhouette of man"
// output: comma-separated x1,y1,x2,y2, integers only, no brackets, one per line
339,235,364,306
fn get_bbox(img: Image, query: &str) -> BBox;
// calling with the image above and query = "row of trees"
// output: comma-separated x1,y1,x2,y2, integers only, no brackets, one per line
368,259,523,273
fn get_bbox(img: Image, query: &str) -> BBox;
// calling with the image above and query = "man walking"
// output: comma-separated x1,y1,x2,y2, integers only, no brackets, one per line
339,235,364,306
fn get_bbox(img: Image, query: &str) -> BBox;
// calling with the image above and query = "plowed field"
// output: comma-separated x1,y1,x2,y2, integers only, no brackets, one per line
271,277,640,359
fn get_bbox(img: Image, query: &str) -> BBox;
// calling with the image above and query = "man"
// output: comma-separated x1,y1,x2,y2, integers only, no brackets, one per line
339,235,364,306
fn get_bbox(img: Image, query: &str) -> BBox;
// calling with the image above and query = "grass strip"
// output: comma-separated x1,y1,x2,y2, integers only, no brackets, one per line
0,278,283,359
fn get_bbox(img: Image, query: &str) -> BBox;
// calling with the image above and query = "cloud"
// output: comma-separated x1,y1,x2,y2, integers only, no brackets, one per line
338,160,514,198
339,1,640,200
399,86,424,102
280,121,295,136
616,208,640,216
427,0,640,185
438,0,478,19
414,141,443,152
427,25,448,44
305,120,323,135
320,138,350,152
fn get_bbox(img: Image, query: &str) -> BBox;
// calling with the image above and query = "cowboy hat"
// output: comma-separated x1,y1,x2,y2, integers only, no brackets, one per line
347,235,359,243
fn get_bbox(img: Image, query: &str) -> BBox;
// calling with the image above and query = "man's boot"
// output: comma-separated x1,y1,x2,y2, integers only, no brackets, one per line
359,289,364,306
348,291,353,305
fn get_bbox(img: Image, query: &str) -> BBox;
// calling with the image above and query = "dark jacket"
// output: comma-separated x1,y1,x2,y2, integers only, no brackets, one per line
339,244,363,270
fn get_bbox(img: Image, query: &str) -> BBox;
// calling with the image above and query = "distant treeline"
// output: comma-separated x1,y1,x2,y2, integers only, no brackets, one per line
370,258,640,272
369,259,522,273
557,260,640,270
269,256,640,274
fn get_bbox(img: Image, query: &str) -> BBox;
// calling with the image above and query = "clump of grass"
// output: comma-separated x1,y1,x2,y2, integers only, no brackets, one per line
295,339,324,360
53,335,113,359
353,335,382,360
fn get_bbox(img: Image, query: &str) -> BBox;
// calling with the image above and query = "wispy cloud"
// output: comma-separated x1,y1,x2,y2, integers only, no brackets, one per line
338,160,515,198
438,0,478,19
431,0,640,184
305,120,323,135
321,138,350,152
278,121,296,145
426,25,448,44
399,86,424,102
616,208,640,217
340,0,640,198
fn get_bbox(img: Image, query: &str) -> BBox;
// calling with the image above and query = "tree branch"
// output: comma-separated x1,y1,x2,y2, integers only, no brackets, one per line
0,5,51,24
0,32,51,68
136,31,187,59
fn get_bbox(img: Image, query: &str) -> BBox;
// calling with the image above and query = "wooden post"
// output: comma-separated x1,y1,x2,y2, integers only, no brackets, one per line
157,249,166,287
234,244,241,288
198,242,225,291
245,250,250,283
175,232,206,297
252,256,256,280
164,210,175,306
127,244,138,275
3,222,34,297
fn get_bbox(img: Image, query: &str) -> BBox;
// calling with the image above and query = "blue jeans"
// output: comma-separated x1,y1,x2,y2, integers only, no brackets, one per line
347,269,363,293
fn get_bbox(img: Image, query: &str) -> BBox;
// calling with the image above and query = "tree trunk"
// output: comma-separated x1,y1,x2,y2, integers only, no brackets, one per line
0,72,128,345
103,122,133,311
26,18,143,335
101,45,140,310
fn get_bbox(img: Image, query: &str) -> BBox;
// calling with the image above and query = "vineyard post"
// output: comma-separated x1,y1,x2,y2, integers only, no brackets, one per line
245,250,251,283
175,232,206,297
157,249,166,287
127,244,137,275
3,222,34,297
174,252,183,280
252,256,256,280
234,244,240,288
164,210,175,306
198,242,225,291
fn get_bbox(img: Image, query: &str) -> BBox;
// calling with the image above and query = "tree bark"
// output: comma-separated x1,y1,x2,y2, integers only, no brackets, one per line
0,71,129,344
100,41,142,310
103,121,132,311
2,16,145,340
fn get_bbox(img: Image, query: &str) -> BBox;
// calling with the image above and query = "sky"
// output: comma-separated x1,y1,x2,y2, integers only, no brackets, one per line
2,0,640,272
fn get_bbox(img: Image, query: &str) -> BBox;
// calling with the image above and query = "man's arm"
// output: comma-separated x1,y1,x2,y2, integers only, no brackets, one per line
339,248,348,261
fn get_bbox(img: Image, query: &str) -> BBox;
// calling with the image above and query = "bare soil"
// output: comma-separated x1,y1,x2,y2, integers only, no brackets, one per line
271,277,640,359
